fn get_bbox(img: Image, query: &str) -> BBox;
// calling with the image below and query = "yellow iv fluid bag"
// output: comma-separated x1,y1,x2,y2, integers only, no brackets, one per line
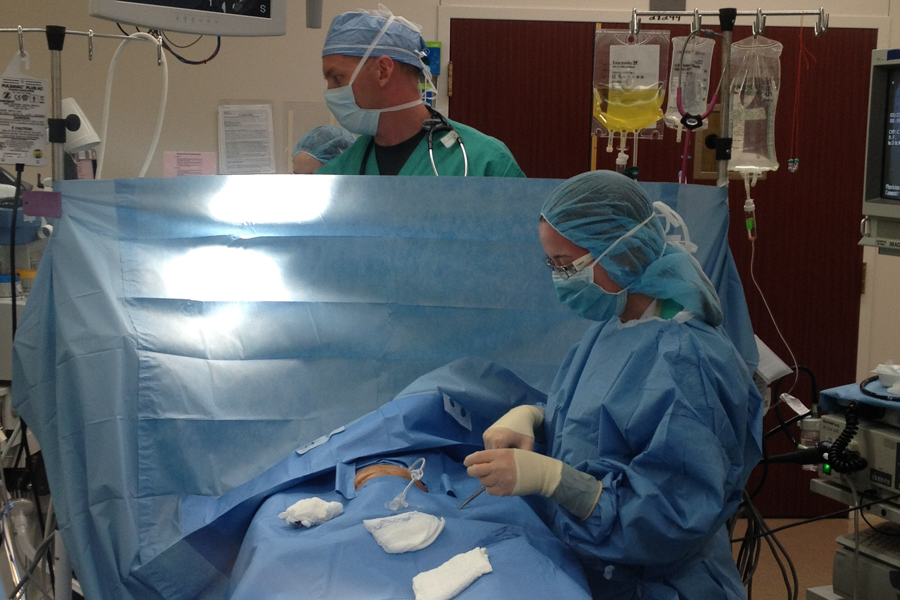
593,86,666,133
592,30,669,138
729,36,783,173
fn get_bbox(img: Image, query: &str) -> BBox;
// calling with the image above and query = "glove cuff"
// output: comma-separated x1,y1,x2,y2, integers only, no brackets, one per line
511,449,562,497
486,405,545,439
550,463,602,520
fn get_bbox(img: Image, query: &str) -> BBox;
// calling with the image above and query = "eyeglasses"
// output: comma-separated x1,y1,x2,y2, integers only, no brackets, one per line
544,253,594,280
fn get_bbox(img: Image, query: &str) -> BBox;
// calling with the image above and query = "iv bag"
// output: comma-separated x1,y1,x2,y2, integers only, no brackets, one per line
664,36,715,131
592,29,670,140
728,36,783,174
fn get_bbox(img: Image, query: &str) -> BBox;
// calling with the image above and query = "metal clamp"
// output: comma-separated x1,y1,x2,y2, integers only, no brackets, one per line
815,7,829,37
88,29,93,61
629,8,641,37
156,32,162,66
691,9,701,34
18,26,25,57
752,9,766,38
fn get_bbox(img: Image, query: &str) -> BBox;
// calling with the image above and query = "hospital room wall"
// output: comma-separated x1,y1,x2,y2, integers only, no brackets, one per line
2,0,889,183
0,2,898,373
0,0,441,182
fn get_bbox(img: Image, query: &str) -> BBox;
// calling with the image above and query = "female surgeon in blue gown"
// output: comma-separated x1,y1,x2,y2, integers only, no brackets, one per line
464,170,763,599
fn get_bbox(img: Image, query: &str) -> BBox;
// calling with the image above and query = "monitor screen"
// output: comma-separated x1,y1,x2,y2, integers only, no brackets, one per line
882,67,900,199
89,0,286,36
118,0,271,20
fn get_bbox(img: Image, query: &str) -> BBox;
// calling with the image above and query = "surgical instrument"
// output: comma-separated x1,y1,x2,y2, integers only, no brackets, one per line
458,486,485,509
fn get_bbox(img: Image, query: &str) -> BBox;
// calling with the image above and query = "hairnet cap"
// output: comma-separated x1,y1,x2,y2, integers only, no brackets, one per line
323,5,427,71
292,126,357,163
542,170,724,326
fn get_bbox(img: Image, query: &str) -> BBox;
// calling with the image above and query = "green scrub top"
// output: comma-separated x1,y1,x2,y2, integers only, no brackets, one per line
318,118,526,177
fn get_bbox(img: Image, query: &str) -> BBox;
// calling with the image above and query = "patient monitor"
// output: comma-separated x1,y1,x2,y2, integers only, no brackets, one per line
861,49,900,256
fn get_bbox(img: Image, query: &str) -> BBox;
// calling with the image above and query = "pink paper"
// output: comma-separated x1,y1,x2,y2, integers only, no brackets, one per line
163,152,217,177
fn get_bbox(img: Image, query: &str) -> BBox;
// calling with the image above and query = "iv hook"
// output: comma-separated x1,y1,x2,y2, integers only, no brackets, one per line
88,30,94,61
815,7,829,37
752,9,766,38
629,8,641,37
18,26,25,58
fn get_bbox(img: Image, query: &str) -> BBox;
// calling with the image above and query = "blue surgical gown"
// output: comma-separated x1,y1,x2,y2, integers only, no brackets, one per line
536,314,762,599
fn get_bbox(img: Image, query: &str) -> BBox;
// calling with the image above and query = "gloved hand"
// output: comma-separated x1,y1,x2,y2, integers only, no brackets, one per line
463,449,603,520
463,448,560,497
482,405,545,451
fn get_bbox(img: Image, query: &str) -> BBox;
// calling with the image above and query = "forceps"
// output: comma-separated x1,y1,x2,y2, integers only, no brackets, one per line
458,486,485,509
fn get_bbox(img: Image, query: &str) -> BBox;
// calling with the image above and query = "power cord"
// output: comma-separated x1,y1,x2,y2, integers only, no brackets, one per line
733,491,900,542
732,492,799,600
117,24,220,65
827,402,867,474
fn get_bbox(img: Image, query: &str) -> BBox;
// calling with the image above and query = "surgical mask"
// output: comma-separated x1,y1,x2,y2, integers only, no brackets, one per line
324,14,426,136
552,254,628,322
549,212,656,322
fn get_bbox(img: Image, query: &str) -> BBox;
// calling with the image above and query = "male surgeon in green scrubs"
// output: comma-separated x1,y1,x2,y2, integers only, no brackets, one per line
318,6,525,178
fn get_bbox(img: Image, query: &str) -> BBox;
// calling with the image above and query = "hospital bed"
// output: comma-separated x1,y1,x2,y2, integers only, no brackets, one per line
10,175,756,599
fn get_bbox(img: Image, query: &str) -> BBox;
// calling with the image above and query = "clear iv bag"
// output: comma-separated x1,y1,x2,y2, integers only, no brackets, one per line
664,36,715,131
592,29,670,140
728,36,783,174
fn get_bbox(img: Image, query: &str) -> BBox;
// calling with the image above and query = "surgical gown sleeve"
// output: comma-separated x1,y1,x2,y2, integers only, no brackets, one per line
541,318,761,572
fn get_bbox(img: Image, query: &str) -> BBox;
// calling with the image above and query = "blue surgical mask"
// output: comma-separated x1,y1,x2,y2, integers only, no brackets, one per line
549,212,656,322
324,14,425,137
552,254,628,322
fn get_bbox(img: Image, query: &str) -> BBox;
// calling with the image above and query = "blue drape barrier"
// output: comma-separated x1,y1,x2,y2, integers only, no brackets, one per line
12,175,755,599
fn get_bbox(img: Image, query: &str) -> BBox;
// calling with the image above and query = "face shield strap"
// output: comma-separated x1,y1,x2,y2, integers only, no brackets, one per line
653,201,698,254
596,212,656,266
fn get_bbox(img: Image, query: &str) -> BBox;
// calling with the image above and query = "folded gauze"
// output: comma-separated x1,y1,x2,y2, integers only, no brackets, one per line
278,497,343,527
364,510,445,554
412,547,492,600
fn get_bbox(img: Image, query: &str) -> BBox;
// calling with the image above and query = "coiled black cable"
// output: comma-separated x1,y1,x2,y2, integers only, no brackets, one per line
859,375,899,401
829,401,867,474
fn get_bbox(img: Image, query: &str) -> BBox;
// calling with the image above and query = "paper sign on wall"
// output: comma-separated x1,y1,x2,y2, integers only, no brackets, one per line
217,104,276,175
163,151,217,177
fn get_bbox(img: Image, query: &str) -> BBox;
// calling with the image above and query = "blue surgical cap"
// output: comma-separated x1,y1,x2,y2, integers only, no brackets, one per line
292,126,356,163
322,6,427,71
541,171,724,326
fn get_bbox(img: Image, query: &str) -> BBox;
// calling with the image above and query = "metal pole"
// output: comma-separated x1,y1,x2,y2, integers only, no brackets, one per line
717,28,732,187
716,8,738,188
45,26,67,184
53,530,72,600
49,49,63,183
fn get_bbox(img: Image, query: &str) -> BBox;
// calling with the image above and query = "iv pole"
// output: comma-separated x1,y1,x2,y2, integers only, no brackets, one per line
628,7,830,187
0,26,161,183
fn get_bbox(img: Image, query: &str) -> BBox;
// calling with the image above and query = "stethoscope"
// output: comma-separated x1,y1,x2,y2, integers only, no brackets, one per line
358,107,469,177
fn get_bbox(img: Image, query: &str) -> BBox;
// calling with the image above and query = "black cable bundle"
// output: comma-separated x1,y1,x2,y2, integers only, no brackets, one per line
829,401,867,474
732,492,799,600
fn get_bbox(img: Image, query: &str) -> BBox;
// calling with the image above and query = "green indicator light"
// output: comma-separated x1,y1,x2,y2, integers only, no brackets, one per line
823,464,831,474
746,218,755,231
